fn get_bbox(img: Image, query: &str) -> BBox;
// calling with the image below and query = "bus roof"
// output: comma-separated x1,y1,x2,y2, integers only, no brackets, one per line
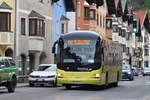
60,31,101,40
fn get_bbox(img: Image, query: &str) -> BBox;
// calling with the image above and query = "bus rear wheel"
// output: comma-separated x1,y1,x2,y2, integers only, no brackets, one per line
65,85,71,89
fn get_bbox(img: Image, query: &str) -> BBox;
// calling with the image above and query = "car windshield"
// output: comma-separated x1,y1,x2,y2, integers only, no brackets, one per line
122,65,130,71
38,65,56,71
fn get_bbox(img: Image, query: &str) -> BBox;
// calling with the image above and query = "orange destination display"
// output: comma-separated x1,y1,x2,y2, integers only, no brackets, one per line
67,40,91,45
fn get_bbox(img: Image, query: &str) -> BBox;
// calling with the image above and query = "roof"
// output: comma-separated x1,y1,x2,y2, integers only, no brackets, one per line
61,16,70,21
84,1,89,6
106,0,116,15
133,11,148,28
0,2,12,9
114,0,120,8
28,10,45,19
61,31,100,40
121,0,127,13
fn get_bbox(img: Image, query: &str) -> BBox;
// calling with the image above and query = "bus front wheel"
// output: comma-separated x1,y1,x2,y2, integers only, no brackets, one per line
65,85,71,89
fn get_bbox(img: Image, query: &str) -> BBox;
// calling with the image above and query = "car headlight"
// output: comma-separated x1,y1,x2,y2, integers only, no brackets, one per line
128,72,131,74
57,73,63,78
94,74,100,78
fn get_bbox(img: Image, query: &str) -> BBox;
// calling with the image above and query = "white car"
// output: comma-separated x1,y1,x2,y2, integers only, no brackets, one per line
28,64,57,87
142,67,150,76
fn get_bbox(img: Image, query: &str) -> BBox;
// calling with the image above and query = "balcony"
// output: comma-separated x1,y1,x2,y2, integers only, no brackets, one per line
0,32,14,45
29,36,44,52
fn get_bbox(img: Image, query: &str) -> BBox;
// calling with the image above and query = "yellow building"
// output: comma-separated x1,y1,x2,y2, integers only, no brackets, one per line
0,0,14,57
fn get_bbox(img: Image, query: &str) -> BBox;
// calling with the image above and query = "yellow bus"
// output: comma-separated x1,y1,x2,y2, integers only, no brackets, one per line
52,31,122,89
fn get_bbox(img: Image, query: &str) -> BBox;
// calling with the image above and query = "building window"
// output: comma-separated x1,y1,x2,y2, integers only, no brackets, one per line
137,36,143,42
144,61,148,67
144,37,147,43
61,23,65,34
84,7,95,20
123,45,126,52
84,7,90,19
118,28,122,36
66,23,68,33
126,32,129,40
89,9,95,19
144,49,149,56
0,12,11,32
126,47,129,55
122,30,126,37
106,19,112,29
21,18,26,35
29,19,45,37
113,25,118,32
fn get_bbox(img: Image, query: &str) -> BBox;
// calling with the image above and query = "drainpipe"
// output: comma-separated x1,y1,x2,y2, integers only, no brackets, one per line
14,0,17,61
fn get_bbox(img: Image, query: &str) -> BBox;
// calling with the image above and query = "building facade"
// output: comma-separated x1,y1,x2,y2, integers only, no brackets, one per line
0,0,15,57
53,0,66,42
53,0,76,41
133,11,150,68
15,0,53,75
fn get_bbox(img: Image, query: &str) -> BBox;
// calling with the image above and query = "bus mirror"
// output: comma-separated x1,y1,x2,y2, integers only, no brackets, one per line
52,46,55,53
52,41,58,54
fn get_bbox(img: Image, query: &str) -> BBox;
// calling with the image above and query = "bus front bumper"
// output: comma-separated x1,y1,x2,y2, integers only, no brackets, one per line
57,77,102,86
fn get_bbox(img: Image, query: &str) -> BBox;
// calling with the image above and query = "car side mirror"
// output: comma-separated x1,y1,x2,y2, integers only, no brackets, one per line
52,46,55,53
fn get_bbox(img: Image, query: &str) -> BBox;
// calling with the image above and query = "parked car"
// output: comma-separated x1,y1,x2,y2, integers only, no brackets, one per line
0,56,18,93
28,64,57,87
142,67,150,76
122,64,134,81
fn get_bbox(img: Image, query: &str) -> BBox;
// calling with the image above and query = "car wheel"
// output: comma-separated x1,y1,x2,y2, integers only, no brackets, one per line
129,77,134,81
53,80,57,87
7,76,17,93
29,82,34,87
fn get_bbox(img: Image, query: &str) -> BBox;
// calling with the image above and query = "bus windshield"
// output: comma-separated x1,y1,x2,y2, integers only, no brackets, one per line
62,40,96,64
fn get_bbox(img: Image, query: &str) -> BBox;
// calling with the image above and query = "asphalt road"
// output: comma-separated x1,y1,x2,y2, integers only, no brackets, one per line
1,76,150,100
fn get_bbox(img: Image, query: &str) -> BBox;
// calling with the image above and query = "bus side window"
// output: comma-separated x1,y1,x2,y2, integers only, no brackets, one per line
101,41,104,61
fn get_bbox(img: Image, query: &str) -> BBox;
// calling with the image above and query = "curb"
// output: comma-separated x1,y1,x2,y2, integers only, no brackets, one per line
0,83,29,90
17,83,29,88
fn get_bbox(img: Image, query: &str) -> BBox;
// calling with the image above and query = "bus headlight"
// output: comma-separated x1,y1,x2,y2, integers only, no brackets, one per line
57,73,63,78
95,74,100,78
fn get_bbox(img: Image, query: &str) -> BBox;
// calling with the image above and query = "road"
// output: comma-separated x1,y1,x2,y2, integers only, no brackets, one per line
0,76,150,100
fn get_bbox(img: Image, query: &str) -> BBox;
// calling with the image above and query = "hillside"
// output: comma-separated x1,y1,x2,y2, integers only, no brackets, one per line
127,0,150,17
